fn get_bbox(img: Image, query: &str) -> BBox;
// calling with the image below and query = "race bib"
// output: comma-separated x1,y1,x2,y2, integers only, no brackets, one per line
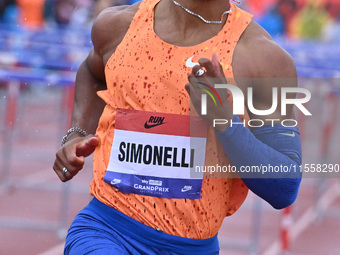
104,109,207,199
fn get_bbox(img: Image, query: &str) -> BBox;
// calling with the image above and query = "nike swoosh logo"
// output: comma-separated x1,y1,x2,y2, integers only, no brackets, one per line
111,180,121,185
181,186,192,192
185,56,199,68
280,132,296,137
144,122,166,129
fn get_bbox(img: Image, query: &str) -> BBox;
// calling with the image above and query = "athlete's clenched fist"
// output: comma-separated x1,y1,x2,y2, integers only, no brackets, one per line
53,135,99,182
185,53,233,132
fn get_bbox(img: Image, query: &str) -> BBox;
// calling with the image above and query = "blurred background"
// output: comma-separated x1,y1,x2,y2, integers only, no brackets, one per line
0,0,339,254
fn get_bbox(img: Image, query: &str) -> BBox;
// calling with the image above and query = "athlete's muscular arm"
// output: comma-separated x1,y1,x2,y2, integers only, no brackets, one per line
186,22,302,209
233,22,298,123
71,5,138,136
220,26,302,209
53,5,138,182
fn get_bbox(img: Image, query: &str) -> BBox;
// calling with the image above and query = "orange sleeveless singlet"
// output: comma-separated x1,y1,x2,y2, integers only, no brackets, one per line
91,0,253,239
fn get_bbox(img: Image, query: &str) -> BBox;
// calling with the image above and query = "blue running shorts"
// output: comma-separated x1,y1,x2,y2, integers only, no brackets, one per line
64,197,219,255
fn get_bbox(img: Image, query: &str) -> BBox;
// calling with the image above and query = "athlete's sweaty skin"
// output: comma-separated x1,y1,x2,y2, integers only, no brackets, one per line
53,0,297,182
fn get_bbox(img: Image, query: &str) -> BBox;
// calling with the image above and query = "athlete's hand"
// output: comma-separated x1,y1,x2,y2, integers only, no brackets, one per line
53,135,99,182
185,53,233,132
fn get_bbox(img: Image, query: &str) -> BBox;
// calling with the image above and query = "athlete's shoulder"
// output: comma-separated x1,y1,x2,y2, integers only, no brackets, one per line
235,21,297,79
91,3,141,56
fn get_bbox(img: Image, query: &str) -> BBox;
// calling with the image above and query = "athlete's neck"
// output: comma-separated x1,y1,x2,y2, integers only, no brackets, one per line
154,0,231,46
173,0,230,17
163,0,230,27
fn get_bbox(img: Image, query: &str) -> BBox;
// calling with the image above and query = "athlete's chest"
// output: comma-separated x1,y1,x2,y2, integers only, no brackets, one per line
154,22,226,47
104,22,238,111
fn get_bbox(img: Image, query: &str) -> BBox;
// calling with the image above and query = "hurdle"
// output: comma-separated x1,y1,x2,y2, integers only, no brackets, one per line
0,24,91,239
276,42,340,254
0,69,77,237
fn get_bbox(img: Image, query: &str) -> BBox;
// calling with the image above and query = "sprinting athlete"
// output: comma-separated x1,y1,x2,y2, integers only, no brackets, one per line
53,0,302,254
